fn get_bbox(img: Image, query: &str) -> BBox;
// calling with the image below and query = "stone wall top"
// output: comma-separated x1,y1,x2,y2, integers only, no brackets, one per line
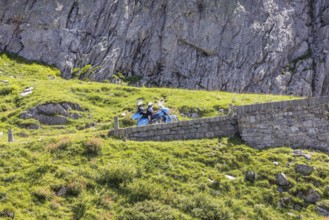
236,96,329,114
114,115,233,134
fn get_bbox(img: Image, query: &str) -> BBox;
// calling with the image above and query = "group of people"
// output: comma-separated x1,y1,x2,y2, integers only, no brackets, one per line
137,101,155,124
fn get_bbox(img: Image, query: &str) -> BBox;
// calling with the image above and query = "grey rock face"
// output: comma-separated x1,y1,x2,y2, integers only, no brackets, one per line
1,1,329,96
294,164,314,176
276,173,289,186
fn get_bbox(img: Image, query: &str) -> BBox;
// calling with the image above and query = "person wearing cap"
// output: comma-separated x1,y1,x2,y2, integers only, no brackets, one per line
137,101,144,113
137,101,147,118
146,102,154,124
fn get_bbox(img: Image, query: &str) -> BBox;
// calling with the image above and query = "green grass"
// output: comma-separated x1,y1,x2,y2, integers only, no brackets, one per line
1,136,328,219
0,52,299,138
1,53,328,219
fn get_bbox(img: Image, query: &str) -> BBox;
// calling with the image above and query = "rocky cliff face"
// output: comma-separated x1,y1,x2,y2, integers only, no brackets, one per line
1,0,329,96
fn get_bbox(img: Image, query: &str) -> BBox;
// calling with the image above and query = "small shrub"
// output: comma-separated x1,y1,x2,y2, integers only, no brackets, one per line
84,138,103,155
32,187,52,203
28,164,54,180
79,64,92,78
97,161,137,187
125,179,162,203
323,186,329,199
50,197,61,210
0,193,7,201
47,137,72,152
121,200,176,220
66,177,87,196
120,115,134,127
0,86,17,96
179,194,234,220
72,202,86,220
16,118,40,129
0,104,10,112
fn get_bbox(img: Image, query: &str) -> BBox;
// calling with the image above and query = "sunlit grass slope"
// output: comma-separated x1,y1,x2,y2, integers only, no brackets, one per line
1,53,328,220
1,136,329,219
0,52,298,140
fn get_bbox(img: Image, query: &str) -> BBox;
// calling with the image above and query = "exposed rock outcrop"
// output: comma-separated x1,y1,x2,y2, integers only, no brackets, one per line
20,103,83,125
1,1,329,96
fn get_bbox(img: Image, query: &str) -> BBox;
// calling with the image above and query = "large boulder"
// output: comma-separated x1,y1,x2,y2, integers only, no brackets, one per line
36,103,68,116
19,103,83,125
35,115,68,125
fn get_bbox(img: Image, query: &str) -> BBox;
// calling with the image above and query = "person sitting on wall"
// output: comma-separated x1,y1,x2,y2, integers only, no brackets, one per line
146,102,154,124
137,101,147,118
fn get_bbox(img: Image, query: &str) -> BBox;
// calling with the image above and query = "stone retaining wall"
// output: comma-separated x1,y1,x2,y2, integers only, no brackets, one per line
108,116,238,141
109,96,329,152
237,96,329,151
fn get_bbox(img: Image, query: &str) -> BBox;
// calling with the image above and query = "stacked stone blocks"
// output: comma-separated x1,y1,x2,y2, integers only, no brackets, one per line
108,116,238,141
109,96,329,152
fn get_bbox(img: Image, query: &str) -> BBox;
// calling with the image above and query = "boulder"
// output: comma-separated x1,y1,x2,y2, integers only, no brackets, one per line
35,115,68,125
292,150,311,160
294,204,302,211
70,113,81,119
316,202,329,216
62,102,83,111
245,171,256,183
277,187,284,193
276,173,289,186
56,187,67,196
19,111,33,119
61,103,72,111
36,103,68,116
20,102,83,126
296,191,305,199
305,188,321,203
0,210,14,218
27,124,40,130
294,164,314,176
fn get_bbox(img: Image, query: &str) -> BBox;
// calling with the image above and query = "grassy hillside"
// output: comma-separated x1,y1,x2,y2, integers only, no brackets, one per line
0,53,299,138
0,53,328,219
